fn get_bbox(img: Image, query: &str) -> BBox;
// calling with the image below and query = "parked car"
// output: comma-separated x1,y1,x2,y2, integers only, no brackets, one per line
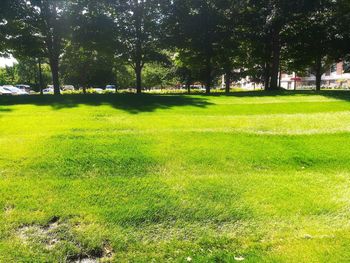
61,85,75,91
3,85,29,95
0,86,12,95
106,85,116,91
16,84,31,92
43,87,54,94
93,88,104,94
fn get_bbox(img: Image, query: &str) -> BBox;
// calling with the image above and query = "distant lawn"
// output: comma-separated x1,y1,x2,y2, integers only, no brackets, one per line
1,91,350,262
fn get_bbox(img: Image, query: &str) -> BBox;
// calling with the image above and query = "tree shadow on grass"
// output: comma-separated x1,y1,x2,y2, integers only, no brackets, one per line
200,90,350,101
0,108,12,112
0,108,13,118
1,90,349,114
0,94,213,114
317,90,350,102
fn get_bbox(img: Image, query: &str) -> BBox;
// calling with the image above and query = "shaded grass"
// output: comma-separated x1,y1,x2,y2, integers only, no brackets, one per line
1,91,350,262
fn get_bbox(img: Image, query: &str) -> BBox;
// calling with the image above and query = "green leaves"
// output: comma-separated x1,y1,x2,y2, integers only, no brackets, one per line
1,0,349,91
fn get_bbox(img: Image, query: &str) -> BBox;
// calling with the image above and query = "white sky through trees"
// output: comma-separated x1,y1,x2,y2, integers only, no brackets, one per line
0,56,17,68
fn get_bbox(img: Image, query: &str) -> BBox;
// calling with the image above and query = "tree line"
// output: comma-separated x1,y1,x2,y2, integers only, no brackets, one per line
0,0,349,95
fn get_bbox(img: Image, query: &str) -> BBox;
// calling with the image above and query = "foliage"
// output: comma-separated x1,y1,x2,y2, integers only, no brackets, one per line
1,0,350,92
166,0,227,92
0,65,19,85
104,0,169,93
283,0,341,90
60,43,115,89
0,60,51,89
5,0,72,94
142,63,177,89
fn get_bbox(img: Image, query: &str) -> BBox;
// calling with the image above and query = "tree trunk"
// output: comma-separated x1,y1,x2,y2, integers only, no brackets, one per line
41,1,61,95
202,3,212,95
133,1,143,94
205,58,212,94
49,56,60,95
225,70,231,94
135,64,142,94
38,58,44,95
34,59,39,86
115,72,118,93
205,74,211,94
264,61,270,91
270,29,281,91
315,56,322,92
186,78,191,94
262,38,271,91
278,67,282,88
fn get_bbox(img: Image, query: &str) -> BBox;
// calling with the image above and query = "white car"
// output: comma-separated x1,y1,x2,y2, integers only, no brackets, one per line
3,85,29,95
16,84,31,91
62,85,75,91
106,85,116,91
0,86,12,95
43,88,54,94
93,88,104,94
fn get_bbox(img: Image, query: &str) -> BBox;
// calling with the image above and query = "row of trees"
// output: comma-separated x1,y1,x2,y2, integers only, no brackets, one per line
1,0,349,95
0,60,52,87
0,58,176,91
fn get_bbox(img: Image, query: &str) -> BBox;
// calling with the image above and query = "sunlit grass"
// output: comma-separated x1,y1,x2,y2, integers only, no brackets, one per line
1,91,350,262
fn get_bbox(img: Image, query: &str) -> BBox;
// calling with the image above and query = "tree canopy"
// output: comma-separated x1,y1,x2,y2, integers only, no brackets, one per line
1,0,349,93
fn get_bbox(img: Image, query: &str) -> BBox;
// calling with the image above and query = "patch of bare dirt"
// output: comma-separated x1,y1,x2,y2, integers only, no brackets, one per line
17,216,114,262
71,244,114,263
17,216,61,250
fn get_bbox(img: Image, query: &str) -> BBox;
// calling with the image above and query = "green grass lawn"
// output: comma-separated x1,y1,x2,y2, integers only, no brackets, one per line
1,91,350,262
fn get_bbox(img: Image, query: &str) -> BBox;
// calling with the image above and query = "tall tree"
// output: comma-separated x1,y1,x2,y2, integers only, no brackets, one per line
284,0,341,91
6,22,47,93
244,0,319,90
106,0,166,93
335,0,350,57
167,0,226,93
68,0,116,92
215,0,246,93
60,43,115,90
6,0,70,95
0,0,12,55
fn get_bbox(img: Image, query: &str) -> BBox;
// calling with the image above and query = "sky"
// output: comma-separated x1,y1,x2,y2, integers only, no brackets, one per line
0,56,17,68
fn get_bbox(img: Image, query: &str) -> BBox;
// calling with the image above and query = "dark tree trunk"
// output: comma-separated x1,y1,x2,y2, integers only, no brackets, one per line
34,59,39,86
205,58,212,94
135,64,142,94
41,1,61,95
225,70,231,94
38,58,44,95
49,56,60,95
202,2,212,95
186,78,191,94
205,75,211,94
115,73,118,93
315,56,322,92
264,61,270,91
270,29,281,91
278,67,282,88
262,38,271,91
133,2,143,94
